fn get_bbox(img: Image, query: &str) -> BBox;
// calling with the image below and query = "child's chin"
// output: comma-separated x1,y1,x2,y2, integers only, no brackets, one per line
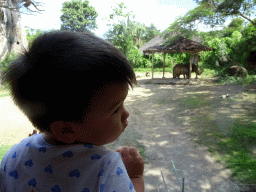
123,122,128,131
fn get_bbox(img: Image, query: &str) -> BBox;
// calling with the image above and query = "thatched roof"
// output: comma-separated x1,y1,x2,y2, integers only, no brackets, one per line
143,37,214,54
139,35,167,54
192,36,203,43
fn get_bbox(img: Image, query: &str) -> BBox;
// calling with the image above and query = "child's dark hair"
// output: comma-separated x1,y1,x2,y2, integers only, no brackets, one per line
2,30,137,133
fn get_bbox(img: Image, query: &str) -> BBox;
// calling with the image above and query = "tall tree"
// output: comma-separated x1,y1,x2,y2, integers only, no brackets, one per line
129,21,146,47
104,2,135,55
142,23,161,43
192,0,256,27
60,0,98,32
0,0,44,60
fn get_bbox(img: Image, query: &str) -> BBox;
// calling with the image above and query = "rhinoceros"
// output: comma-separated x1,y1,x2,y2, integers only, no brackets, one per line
173,63,189,79
173,63,203,79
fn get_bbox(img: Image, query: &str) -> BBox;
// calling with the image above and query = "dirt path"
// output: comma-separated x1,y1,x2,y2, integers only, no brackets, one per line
106,73,255,191
1,73,255,191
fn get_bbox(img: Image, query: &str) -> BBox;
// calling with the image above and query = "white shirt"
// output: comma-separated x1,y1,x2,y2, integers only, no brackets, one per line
0,134,135,192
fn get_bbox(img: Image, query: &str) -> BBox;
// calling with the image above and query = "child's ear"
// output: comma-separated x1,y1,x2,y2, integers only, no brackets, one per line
50,121,77,144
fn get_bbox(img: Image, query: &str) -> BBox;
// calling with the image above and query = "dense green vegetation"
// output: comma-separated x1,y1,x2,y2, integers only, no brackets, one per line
2,2,255,81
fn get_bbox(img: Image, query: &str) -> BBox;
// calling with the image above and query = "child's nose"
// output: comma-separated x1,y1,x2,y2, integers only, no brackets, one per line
122,108,129,121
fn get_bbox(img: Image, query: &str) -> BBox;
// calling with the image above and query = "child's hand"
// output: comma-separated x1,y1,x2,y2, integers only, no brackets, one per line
29,129,41,137
116,147,144,178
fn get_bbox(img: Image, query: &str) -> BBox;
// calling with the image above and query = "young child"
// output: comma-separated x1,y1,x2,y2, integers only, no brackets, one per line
0,30,144,192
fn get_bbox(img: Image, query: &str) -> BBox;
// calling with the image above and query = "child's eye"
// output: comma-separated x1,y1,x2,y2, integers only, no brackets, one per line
114,107,120,114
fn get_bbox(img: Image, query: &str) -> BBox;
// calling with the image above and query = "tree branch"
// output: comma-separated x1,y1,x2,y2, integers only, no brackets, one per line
238,11,256,26
30,1,44,11
0,0,44,13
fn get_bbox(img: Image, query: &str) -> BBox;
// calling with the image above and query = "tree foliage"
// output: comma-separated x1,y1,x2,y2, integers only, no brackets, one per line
223,17,245,36
193,0,256,27
162,12,201,46
243,18,256,37
142,23,161,43
26,28,58,48
104,2,140,55
103,3,163,68
60,0,98,32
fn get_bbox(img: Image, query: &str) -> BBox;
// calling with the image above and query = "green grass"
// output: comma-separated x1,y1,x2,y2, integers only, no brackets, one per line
215,75,256,85
0,145,14,165
176,90,256,188
200,68,219,77
213,122,256,186
0,87,10,97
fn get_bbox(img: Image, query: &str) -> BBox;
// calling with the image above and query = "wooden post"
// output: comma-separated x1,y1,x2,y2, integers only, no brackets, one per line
189,53,194,79
0,68,2,88
163,52,166,79
152,52,154,79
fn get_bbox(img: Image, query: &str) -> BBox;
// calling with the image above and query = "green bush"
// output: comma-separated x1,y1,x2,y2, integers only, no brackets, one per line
127,46,152,68
146,52,191,69
0,52,18,72
216,75,256,85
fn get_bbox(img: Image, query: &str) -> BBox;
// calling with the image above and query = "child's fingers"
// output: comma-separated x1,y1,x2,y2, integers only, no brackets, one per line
116,147,131,158
29,130,40,137
119,147,131,158
128,147,139,157
116,147,141,160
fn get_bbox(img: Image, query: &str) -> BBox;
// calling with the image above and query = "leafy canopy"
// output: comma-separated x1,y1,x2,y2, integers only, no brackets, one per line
193,0,256,27
162,14,200,45
104,2,138,55
60,0,98,32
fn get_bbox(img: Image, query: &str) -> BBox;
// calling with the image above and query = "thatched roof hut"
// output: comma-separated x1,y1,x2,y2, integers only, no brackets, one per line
142,37,214,79
139,35,167,54
143,37,214,54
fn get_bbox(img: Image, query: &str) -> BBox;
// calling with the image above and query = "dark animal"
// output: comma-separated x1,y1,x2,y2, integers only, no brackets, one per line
226,65,247,78
173,63,203,79
173,63,189,79
145,71,150,77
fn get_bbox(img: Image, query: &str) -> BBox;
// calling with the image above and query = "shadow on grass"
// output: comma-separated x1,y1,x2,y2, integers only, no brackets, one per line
166,83,256,190
130,77,256,190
